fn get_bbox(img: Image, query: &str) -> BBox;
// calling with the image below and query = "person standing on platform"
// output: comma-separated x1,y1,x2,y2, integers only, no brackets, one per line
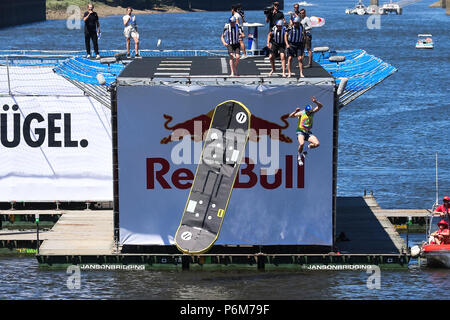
288,96,323,166
265,1,285,30
221,16,245,77
123,7,140,58
284,16,306,78
232,5,247,58
300,8,313,68
289,3,301,26
266,19,286,77
83,3,100,59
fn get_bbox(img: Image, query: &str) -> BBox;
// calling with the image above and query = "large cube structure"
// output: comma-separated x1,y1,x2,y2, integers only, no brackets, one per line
114,56,337,253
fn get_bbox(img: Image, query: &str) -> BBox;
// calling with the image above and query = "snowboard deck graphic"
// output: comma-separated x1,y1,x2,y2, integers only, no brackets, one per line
174,100,251,254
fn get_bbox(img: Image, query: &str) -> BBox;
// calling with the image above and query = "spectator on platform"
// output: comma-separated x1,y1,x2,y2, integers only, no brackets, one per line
284,16,306,78
300,8,313,68
123,7,140,58
265,2,285,30
232,4,247,57
266,19,287,77
221,16,245,77
83,3,100,59
289,3,301,26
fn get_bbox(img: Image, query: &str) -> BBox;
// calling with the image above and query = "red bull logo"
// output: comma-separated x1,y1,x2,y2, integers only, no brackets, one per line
146,155,304,190
151,108,303,190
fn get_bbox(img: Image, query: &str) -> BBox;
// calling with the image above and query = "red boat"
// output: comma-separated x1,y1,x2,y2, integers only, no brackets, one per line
422,244,450,268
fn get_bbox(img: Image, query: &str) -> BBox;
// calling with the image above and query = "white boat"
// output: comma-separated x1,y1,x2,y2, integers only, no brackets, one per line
345,0,367,15
416,34,434,49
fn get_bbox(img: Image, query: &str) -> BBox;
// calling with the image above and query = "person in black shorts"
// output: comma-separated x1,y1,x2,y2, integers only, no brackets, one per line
265,2,285,30
266,19,286,77
284,16,305,78
221,16,245,76
83,3,100,59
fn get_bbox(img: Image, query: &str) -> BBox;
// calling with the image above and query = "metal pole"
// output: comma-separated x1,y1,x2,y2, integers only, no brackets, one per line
6,56,12,95
35,214,40,255
406,216,411,253
435,152,438,208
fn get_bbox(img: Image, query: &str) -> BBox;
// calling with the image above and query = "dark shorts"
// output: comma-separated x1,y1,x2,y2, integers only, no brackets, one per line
305,34,312,50
287,42,305,58
296,130,312,140
227,43,240,55
270,42,286,57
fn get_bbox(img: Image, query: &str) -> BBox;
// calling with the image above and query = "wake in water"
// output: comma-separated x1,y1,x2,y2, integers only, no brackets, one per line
296,1,317,6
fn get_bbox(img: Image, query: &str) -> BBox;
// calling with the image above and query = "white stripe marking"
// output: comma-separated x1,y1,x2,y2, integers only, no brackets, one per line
154,72,190,76
157,68,191,71
221,57,228,74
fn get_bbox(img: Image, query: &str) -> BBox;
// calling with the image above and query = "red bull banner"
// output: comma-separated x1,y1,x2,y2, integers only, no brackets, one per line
117,84,335,246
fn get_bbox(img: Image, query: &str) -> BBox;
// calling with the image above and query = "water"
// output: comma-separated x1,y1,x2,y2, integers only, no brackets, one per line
0,0,449,299
0,235,448,300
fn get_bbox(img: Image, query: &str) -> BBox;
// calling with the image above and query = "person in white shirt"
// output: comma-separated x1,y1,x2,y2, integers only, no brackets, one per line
231,5,247,57
123,7,140,58
300,8,312,68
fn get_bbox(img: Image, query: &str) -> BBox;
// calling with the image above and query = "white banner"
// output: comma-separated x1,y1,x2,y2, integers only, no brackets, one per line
0,95,113,201
117,84,335,246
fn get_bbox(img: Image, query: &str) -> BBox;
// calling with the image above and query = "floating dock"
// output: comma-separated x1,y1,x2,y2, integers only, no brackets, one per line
0,196,412,269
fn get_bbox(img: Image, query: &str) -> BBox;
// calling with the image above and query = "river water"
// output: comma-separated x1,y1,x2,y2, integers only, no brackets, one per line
0,0,449,300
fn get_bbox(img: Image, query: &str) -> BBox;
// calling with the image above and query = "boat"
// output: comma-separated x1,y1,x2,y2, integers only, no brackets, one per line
411,215,450,268
422,243,450,268
345,0,367,15
416,34,434,49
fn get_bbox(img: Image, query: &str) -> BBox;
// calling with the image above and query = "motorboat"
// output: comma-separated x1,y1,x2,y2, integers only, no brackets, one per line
411,214,450,268
345,0,367,15
416,34,434,49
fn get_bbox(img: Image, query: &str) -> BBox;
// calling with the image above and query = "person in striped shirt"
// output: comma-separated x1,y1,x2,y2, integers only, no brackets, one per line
284,16,306,78
266,19,287,77
221,16,245,77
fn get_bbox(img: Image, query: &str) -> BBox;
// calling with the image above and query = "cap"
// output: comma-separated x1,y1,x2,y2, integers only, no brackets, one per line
294,16,301,23
276,19,283,26
305,105,312,112
443,196,450,202
229,16,236,23
437,220,449,228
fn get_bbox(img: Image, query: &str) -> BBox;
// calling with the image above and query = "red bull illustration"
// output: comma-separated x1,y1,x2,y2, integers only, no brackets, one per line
160,110,292,145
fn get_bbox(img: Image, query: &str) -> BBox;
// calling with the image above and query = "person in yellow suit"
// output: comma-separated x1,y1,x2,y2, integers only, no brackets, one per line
288,96,323,166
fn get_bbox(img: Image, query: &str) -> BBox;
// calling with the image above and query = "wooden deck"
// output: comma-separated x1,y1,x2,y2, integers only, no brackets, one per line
6,210,115,255
1,196,412,256
336,195,406,254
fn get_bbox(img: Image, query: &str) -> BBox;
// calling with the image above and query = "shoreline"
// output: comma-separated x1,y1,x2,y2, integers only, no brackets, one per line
46,4,203,21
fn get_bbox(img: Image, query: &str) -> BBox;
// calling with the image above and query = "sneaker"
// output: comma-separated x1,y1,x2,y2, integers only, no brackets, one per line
95,55,101,59
304,64,311,69
297,153,303,166
126,53,131,58
87,54,91,58
135,53,142,59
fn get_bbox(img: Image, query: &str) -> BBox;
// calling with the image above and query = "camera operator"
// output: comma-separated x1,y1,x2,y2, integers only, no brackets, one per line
265,1,285,30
